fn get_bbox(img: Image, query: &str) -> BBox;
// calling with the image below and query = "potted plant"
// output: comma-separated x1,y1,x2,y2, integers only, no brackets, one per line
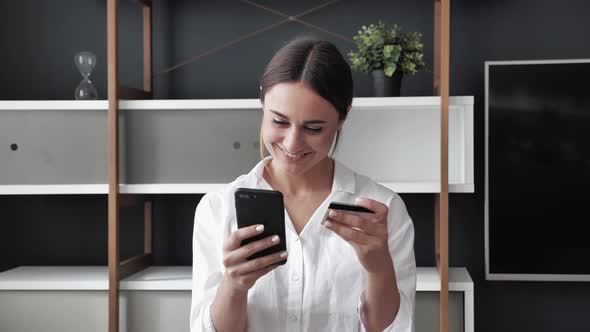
349,21,425,96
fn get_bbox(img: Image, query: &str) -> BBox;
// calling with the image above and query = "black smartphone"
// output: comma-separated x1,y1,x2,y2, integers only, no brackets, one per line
235,188,287,265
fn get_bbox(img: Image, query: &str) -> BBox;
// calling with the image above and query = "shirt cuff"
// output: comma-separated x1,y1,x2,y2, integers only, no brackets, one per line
357,290,414,332
357,290,368,331
203,300,217,332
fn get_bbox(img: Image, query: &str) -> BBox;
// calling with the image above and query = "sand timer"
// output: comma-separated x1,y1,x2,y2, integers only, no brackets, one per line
74,51,98,100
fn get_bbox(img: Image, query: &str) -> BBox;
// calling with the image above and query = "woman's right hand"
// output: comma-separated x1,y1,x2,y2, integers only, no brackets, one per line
221,224,287,292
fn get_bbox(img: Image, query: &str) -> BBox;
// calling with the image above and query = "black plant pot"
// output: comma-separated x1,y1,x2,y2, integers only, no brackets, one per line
371,70,403,97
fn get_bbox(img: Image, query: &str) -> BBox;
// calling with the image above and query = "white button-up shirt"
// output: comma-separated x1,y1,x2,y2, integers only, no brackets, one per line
191,159,416,332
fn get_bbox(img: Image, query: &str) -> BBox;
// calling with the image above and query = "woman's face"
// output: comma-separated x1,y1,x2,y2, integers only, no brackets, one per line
261,82,343,176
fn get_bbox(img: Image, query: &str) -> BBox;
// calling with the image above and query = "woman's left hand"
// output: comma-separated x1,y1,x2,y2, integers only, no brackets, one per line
323,197,393,275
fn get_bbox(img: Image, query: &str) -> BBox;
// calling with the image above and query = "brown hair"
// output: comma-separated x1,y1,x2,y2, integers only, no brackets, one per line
258,38,353,161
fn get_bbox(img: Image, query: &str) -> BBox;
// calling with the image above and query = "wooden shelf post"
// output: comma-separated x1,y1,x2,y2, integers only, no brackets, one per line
107,1,153,331
434,0,450,332
107,1,120,331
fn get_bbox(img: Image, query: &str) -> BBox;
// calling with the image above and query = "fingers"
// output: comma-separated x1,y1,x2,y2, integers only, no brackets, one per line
355,197,389,221
224,224,265,251
324,219,370,245
223,234,282,266
226,250,288,277
221,225,287,291
245,263,279,281
225,263,278,291
326,209,377,234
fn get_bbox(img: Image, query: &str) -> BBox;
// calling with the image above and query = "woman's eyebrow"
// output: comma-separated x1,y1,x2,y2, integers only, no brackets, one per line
269,109,327,124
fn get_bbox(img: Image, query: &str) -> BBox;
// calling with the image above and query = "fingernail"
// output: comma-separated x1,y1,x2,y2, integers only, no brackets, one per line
271,235,280,242
280,251,288,258
256,225,264,232
324,220,332,227
329,210,338,217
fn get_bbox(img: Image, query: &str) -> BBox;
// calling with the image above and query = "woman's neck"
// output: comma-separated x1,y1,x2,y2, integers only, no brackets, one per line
264,157,334,199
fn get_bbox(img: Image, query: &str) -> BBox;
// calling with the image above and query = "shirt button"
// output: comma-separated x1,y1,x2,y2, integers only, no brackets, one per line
292,274,299,281
290,315,298,322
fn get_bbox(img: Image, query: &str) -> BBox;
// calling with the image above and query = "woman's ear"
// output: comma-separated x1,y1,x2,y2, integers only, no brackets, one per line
344,104,352,118
337,105,352,130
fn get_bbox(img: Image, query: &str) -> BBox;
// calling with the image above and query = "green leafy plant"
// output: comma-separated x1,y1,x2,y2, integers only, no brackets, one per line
348,21,425,77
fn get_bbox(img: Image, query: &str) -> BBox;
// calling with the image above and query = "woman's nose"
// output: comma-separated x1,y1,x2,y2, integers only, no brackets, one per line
283,128,304,152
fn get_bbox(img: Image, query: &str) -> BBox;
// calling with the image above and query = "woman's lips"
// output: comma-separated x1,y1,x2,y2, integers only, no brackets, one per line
277,145,311,161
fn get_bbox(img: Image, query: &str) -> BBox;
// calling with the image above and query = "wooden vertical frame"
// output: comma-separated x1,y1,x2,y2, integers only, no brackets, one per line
107,0,120,331
145,201,153,254
118,1,153,100
107,1,153,331
107,1,451,331
143,4,152,93
434,1,450,332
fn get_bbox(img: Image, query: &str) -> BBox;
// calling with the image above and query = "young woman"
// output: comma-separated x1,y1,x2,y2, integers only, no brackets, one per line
191,38,416,332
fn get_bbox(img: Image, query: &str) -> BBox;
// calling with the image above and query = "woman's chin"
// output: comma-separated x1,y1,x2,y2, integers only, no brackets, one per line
270,152,331,176
275,159,308,174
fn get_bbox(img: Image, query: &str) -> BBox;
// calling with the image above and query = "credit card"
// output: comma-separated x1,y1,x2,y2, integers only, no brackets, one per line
328,202,374,214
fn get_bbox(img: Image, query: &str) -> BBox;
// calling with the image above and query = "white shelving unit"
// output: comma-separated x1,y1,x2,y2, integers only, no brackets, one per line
1,96,474,332
0,266,473,332
0,266,471,291
0,96,466,110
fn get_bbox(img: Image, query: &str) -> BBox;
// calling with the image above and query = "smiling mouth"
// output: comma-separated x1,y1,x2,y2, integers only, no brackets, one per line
277,146,311,161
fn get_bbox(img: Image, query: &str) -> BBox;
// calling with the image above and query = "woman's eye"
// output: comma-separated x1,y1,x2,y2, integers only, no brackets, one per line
305,126,323,133
272,119,289,126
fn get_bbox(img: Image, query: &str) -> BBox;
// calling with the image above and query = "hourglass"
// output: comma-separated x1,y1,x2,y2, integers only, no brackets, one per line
74,51,98,100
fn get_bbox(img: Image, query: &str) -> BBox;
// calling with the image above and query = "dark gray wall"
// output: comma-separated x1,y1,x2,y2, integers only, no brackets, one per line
1,0,590,331
0,0,173,99
450,1,590,331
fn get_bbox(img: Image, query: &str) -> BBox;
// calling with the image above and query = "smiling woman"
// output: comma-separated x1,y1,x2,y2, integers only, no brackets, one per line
190,38,416,332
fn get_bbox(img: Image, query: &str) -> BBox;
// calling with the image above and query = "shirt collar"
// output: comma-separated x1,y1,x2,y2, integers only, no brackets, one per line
247,157,355,194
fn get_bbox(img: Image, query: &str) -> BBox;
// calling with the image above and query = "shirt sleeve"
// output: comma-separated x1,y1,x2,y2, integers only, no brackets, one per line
190,192,228,332
358,194,417,332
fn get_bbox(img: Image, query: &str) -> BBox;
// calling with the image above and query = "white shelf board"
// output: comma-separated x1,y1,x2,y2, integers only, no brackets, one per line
0,266,472,291
380,182,440,193
382,182,473,193
0,266,108,290
0,182,473,195
417,267,474,292
119,99,262,110
0,96,473,111
0,184,108,195
119,266,192,290
0,100,107,110
118,183,227,194
449,183,475,193
125,182,448,194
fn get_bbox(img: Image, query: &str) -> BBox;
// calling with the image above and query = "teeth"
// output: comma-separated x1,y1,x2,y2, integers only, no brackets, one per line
285,151,302,158
280,147,305,159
